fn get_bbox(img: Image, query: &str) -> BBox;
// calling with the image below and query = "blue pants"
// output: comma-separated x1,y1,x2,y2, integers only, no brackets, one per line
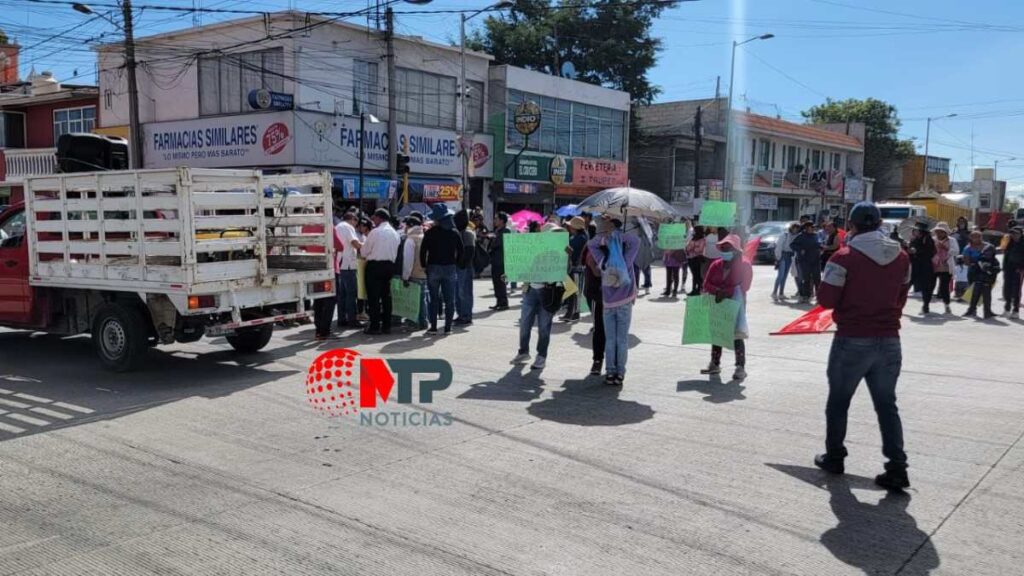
336,269,358,324
456,266,474,321
825,337,907,467
603,303,633,376
518,287,553,357
773,252,793,295
427,264,457,330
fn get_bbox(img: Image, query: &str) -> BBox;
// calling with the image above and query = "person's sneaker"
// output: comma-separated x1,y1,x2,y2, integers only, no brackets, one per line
661,290,671,297
604,373,622,386
945,305,952,315
963,309,977,318
1012,311,1021,320
425,326,439,335
489,304,509,311
814,454,845,474
732,367,747,381
700,363,722,375
771,292,779,302
615,374,624,386
921,305,929,315
511,352,530,364
875,468,910,491
443,325,452,335
984,311,997,320
590,360,603,376
530,356,546,370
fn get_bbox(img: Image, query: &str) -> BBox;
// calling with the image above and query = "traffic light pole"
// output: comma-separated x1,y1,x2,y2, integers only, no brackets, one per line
385,7,399,213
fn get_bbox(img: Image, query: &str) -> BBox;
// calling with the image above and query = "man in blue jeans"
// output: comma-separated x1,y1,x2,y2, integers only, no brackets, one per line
816,201,912,490
454,210,476,325
334,211,363,328
420,205,464,335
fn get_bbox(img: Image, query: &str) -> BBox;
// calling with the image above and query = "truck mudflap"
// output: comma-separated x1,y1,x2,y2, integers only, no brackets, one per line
206,311,312,337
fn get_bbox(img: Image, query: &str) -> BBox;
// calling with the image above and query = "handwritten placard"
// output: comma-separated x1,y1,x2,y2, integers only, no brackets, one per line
682,295,741,349
657,223,688,250
503,232,569,283
390,278,422,321
700,201,737,228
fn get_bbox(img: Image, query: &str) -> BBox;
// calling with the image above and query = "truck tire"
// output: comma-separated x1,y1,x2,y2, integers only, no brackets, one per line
225,323,274,353
92,302,149,372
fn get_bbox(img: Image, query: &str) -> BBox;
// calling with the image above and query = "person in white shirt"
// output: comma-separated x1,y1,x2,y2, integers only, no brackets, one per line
334,211,363,328
400,214,429,328
361,208,401,334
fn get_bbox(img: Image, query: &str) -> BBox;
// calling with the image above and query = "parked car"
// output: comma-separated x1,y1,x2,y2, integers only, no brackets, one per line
749,221,790,264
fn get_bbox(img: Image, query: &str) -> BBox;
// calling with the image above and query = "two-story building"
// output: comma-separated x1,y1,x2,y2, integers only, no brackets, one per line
0,70,100,206
97,11,494,208
487,65,630,216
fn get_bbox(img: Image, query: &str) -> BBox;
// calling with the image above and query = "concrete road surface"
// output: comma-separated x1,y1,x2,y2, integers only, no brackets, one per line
1,266,1022,575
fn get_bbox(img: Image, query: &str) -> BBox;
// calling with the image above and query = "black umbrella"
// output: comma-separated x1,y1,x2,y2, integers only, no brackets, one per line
575,186,680,221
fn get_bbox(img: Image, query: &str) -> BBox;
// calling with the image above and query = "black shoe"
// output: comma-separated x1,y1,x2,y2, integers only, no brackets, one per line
489,304,509,311
963,309,977,317
661,290,671,297
453,318,472,326
604,374,621,386
443,325,452,335
875,468,910,491
425,326,439,335
983,311,997,319
671,291,678,298
814,454,845,474
590,360,602,376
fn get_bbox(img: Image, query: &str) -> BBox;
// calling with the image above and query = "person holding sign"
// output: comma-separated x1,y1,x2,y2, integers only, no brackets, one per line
421,205,464,335
699,234,753,381
587,215,640,386
488,212,512,311
659,221,688,298
511,223,568,370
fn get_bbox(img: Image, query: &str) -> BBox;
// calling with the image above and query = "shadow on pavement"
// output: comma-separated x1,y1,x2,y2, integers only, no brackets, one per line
570,331,641,351
676,377,747,403
526,377,655,426
906,314,968,326
458,365,545,402
767,463,941,575
0,331,301,443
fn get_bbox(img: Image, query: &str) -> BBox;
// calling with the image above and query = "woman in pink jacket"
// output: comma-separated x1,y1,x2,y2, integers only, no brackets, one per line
700,234,753,380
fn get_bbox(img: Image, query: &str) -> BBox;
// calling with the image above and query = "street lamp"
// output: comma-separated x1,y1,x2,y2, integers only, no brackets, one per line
73,2,142,169
723,33,773,201
994,157,1015,184
921,113,957,192
460,1,514,209
358,112,381,213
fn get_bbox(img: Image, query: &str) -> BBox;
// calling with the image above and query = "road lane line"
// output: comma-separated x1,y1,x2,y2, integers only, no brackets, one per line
52,402,94,414
0,398,31,409
0,421,25,434
13,393,53,404
5,413,50,427
29,407,74,420
0,387,12,394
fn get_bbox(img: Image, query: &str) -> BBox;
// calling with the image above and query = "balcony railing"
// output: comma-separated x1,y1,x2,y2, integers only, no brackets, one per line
739,165,845,194
3,148,58,182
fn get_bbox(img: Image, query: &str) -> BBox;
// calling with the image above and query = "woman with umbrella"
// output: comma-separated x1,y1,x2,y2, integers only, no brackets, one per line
908,221,937,314
587,214,640,386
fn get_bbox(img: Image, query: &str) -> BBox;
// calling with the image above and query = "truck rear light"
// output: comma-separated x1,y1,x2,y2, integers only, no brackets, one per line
308,280,333,294
188,295,217,309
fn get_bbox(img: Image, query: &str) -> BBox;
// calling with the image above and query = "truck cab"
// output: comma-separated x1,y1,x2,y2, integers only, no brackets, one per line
877,203,927,236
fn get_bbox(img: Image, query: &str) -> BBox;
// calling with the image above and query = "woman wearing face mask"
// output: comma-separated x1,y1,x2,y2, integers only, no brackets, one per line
931,222,959,315
772,222,799,301
700,234,753,381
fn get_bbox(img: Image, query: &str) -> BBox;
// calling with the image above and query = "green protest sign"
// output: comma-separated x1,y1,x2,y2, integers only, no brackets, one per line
682,295,741,349
700,201,737,228
390,278,421,321
503,232,569,283
657,223,688,250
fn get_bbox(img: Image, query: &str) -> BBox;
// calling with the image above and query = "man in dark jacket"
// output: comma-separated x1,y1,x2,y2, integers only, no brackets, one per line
789,221,823,303
454,210,477,326
488,212,511,310
1002,226,1024,318
815,201,912,490
421,205,464,335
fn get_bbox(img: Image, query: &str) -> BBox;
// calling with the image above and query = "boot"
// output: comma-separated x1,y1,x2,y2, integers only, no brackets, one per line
814,453,845,474
875,464,910,490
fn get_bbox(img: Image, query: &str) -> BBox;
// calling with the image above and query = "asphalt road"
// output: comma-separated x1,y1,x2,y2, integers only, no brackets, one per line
1,265,1022,575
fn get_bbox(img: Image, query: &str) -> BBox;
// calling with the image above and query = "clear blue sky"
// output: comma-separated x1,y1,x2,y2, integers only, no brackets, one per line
6,0,1024,193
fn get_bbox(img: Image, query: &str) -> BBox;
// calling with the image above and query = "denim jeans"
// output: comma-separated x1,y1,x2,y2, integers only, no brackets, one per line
407,278,429,327
336,269,358,324
773,252,793,295
456,266,474,321
603,303,633,376
825,336,907,467
518,286,553,357
427,264,457,329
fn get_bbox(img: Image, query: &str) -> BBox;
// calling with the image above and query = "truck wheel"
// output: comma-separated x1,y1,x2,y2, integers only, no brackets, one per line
92,302,149,372
226,323,274,353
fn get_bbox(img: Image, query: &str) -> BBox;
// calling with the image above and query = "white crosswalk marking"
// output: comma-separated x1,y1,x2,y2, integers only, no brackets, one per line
0,387,12,394
29,407,74,420
0,421,26,434
13,393,53,404
52,402,94,414
5,413,51,427
0,397,31,409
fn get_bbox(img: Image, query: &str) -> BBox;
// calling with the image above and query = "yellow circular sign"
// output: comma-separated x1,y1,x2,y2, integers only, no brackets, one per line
549,155,568,185
514,100,542,136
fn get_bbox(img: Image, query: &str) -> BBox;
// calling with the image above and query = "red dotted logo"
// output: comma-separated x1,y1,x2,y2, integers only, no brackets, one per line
306,349,360,417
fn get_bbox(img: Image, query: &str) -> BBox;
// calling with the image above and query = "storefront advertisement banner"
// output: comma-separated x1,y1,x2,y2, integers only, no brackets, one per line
144,111,295,168
335,177,397,200
423,183,462,202
754,194,778,210
571,159,628,188
294,112,493,178
504,181,540,195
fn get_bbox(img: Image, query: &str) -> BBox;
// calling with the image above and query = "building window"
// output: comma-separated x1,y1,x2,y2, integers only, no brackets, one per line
811,149,823,171
505,89,625,160
465,80,485,133
353,60,379,116
53,106,96,142
198,48,285,116
758,139,771,169
831,152,842,171
396,68,456,129
0,111,25,148
784,145,799,169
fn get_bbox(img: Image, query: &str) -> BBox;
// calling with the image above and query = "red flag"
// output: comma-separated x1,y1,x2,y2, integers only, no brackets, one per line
743,236,760,263
985,210,998,230
770,305,834,335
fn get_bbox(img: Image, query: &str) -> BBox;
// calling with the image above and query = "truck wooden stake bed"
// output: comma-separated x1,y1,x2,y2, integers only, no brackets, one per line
0,168,335,371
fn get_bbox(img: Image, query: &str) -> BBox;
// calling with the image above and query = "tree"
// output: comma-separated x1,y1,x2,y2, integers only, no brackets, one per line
467,0,675,104
801,98,916,181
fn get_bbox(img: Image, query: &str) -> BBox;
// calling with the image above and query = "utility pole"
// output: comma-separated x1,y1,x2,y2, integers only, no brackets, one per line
693,105,702,200
385,7,398,213
121,0,142,169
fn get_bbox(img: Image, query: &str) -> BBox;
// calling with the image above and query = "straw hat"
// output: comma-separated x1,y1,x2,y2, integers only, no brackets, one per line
567,216,586,231
933,222,952,234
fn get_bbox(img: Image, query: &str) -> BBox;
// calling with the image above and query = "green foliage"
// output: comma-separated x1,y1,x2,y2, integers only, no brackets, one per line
467,0,676,104
802,98,916,180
